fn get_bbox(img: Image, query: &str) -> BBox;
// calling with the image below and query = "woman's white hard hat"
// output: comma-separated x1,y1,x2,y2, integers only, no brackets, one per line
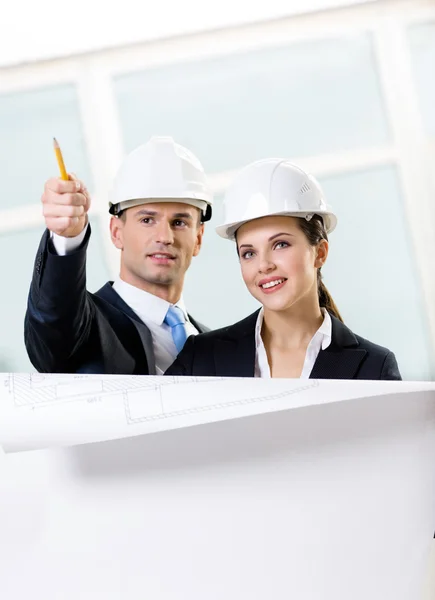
216,158,337,240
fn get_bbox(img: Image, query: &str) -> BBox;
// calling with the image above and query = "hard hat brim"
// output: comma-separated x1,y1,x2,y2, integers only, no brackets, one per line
109,196,212,220
215,211,337,240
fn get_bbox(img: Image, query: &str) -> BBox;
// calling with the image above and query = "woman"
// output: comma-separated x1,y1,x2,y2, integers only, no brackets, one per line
166,158,401,380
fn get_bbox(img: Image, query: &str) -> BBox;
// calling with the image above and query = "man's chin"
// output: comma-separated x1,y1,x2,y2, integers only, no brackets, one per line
140,271,178,286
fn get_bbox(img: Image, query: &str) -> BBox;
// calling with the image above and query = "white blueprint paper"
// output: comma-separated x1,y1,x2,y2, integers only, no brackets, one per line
0,372,433,452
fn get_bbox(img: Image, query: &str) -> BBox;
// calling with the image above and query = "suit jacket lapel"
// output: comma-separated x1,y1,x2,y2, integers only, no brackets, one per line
310,315,367,380
309,348,367,379
96,282,156,375
188,314,209,334
214,312,258,377
126,317,156,375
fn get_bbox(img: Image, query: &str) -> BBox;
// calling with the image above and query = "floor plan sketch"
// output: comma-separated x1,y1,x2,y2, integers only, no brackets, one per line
0,373,430,454
3,373,318,422
123,378,319,424
5,373,182,407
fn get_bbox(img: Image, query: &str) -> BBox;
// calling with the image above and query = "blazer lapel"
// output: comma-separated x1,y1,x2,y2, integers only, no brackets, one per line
213,312,258,377
188,314,209,334
310,316,367,380
310,348,367,379
96,282,156,375
126,317,156,375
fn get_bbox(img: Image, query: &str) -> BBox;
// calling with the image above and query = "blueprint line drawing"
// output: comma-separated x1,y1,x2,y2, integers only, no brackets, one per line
4,373,319,423
122,379,319,424
6,373,177,407
1,373,433,454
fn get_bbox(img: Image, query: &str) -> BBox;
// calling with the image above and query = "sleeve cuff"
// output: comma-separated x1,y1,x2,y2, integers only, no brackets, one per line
50,223,89,256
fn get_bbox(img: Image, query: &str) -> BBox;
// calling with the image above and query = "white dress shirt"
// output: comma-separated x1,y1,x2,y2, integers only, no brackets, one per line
111,277,198,374
50,226,198,374
50,224,88,255
254,308,332,378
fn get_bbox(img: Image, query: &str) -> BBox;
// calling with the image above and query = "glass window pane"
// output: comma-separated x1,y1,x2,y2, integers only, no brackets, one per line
114,33,389,173
319,166,432,381
408,21,435,136
0,217,109,372
0,84,92,211
86,217,112,294
184,195,260,329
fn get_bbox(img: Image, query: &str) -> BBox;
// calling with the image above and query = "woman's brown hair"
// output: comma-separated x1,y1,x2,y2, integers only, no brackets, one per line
298,215,343,323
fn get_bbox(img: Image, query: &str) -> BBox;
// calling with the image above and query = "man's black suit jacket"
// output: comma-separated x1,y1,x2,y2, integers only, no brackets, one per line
24,227,207,374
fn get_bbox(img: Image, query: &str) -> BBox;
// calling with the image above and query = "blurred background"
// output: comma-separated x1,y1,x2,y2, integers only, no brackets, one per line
0,0,434,379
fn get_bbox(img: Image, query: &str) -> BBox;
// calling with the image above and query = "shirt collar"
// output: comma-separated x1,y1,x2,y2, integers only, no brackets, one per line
255,308,332,350
112,276,189,325
317,309,332,350
255,309,265,350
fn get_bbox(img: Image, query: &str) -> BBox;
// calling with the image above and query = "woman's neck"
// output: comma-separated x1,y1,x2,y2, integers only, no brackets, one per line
261,301,324,351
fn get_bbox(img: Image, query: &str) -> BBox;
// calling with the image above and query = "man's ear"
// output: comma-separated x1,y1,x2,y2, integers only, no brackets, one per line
193,222,205,257
110,215,124,250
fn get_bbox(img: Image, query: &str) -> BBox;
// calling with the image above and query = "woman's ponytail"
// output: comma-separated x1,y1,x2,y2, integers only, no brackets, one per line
298,215,343,323
317,271,343,322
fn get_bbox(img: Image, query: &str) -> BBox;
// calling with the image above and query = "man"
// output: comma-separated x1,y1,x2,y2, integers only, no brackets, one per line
24,136,212,375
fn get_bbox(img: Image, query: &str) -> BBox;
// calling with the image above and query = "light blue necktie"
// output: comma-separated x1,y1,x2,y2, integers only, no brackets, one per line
164,305,188,353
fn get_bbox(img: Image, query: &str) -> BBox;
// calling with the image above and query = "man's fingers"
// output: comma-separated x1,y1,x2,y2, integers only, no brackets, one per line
82,188,92,212
43,203,85,218
42,176,90,238
70,174,92,210
42,191,87,207
44,177,82,195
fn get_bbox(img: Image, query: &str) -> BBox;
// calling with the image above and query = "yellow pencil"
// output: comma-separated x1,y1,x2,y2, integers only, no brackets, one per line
53,137,68,181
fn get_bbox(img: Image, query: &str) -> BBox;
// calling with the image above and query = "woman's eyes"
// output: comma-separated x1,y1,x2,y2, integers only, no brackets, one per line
274,241,289,250
240,240,290,260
